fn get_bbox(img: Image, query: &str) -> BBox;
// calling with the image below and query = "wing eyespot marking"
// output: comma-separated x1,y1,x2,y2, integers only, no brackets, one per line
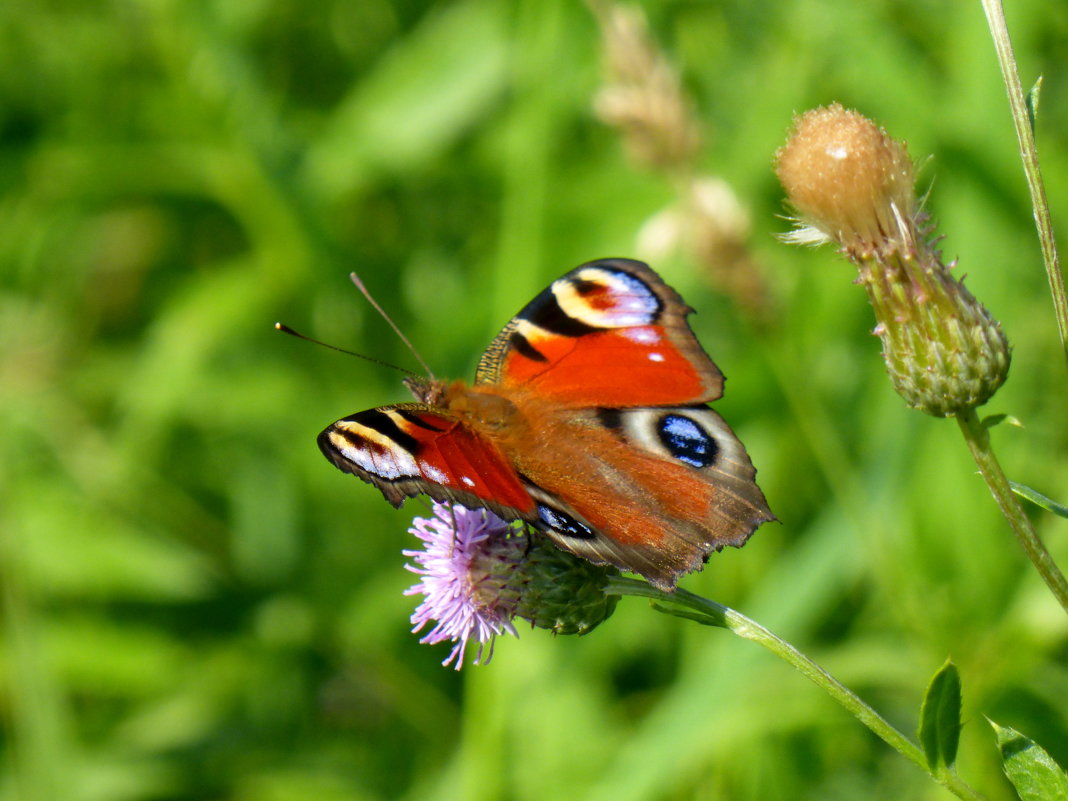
656,413,719,468
596,408,623,433
322,417,421,480
596,407,734,471
536,503,596,540
519,293,600,338
571,277,602,296
550,267,663,329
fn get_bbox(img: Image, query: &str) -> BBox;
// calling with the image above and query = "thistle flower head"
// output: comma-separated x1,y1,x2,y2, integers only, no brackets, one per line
405,502,618,669
774,104,1010,417
404,504,522,669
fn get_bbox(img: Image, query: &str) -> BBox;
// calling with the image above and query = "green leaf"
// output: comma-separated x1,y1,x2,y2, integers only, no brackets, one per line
982,413,1023,430
990,720,1068,801
649,602,726,628
1027,76,1044,133
918,660,962,771
1011,481,1068,519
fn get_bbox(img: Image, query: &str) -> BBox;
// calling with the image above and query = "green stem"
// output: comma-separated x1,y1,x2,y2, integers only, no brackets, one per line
605,578,982,798
605,577,985,801
980,0,1068,369
955,408,1068,611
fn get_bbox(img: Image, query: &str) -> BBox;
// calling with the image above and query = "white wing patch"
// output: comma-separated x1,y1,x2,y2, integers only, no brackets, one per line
328,420,420,480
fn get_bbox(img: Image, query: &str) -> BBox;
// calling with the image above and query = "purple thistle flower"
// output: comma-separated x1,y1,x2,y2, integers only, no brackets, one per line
404,502,525,670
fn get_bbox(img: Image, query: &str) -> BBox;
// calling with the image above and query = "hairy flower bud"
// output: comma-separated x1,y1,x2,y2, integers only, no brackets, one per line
775,104,1010,416
512,538,619,635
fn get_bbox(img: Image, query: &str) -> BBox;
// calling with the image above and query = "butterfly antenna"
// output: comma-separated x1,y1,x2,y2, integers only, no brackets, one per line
350,272,436,380
274,323,420,378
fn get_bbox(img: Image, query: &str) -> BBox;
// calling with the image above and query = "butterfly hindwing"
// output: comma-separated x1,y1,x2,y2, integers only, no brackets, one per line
476,258,725,407
511,405,774,590
318,405,536,521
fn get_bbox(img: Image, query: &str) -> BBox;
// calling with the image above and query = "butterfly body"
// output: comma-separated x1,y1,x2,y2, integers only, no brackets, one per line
319,259,774,590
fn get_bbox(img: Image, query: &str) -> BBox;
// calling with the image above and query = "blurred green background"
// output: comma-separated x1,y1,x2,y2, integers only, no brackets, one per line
2,1,1067,799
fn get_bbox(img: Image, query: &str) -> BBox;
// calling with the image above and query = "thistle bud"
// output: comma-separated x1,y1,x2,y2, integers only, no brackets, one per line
512,537,619,636
775,104,1010,416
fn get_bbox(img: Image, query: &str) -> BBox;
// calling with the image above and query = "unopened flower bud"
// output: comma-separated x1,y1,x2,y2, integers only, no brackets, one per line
775,104,1010,416
512,537,619,635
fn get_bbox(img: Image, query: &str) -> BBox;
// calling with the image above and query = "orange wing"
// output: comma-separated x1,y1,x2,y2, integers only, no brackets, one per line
475,258,724,408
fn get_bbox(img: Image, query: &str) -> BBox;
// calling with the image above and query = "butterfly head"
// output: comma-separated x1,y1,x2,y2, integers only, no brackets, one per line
404,375,446,405
404,376,527,439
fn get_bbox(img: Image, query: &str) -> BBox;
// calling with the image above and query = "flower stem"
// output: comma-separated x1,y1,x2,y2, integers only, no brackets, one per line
981,0,1068,370
955,408,1068,612
605,576,985,801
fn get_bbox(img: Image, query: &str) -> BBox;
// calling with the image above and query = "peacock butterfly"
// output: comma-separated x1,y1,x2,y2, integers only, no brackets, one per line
318,258,774,591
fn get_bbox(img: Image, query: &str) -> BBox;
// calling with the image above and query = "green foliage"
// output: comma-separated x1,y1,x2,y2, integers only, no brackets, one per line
2,1,1067,800
919,660,963,773
1027,77,1043,135
1011,481,1068,519
990,721,1068,801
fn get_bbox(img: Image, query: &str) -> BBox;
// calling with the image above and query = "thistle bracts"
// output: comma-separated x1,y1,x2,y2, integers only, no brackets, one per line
775,104,1010,416
861,247,1010,416
511,536,619,636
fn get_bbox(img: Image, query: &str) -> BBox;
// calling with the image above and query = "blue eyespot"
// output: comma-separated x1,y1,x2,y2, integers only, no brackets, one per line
537,504,595,539
657,414,718,468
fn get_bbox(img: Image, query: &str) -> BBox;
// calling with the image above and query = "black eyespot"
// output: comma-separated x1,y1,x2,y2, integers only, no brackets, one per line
537,504,595,539
656,414,718,468
596,408,624,433
571,278,602,296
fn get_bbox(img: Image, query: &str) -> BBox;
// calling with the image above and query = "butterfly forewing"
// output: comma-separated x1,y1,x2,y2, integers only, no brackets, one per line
476,259,725,407
319,405,536,520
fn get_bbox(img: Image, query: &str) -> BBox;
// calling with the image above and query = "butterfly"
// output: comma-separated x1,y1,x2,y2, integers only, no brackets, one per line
318,258,774,591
